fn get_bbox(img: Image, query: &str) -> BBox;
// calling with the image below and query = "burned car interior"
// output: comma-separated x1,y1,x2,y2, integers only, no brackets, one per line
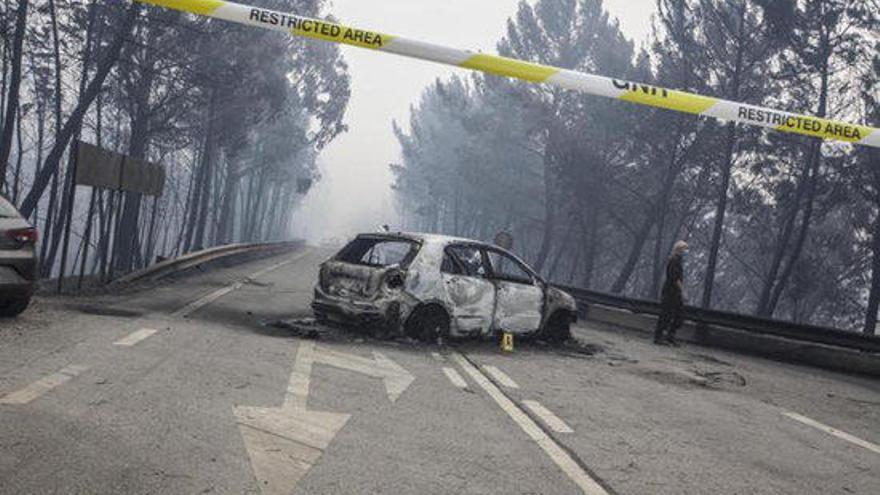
334,237,419,268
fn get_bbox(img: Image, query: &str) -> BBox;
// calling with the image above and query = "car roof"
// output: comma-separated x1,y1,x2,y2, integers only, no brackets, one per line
356,231,488,246
351,232,543,280
355,232,533,269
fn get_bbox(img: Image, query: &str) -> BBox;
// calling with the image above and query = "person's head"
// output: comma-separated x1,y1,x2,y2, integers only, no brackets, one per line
672,240,689,257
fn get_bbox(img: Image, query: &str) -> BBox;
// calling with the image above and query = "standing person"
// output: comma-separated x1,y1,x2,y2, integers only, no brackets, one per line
655,240,688,345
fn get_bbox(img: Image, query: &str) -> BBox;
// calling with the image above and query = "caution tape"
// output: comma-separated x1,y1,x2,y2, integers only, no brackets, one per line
136,0,879,148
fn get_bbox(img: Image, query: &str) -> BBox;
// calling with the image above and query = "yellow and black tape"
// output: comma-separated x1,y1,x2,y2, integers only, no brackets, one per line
135,0,879,148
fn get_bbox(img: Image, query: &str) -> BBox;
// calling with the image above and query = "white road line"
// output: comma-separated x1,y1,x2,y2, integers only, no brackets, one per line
452,352,608,495
443,367,468,389
524,400,574,433
172,283,241,317
114,328,159,347
172,251,309,318
783,411,880,455
483,365,519,389
0,365,89,405
251,256,305,279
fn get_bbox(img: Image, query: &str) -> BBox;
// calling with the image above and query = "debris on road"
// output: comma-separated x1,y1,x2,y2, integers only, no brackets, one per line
559,338,606,356
694,369,748,388
266,318,331,339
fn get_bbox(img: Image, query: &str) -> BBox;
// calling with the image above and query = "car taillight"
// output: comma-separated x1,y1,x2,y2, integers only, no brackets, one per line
7,227,37,245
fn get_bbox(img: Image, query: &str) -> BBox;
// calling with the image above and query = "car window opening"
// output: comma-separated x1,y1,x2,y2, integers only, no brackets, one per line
487,250,533,285
447,245,488,278
441,252,465,275
336,237,418,268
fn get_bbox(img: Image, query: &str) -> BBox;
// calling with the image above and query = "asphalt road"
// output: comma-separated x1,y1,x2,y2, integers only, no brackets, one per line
1,246,878,494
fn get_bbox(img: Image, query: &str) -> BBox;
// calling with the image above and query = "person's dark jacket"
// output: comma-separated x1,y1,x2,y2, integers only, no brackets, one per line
661,254,684,304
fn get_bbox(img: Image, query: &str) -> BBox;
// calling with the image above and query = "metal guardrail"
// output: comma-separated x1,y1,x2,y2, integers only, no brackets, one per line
112,241,303,285
108,241,880,353
560,286,880,353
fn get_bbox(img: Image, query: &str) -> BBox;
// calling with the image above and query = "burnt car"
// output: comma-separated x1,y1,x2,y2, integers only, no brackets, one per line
312,233,577,341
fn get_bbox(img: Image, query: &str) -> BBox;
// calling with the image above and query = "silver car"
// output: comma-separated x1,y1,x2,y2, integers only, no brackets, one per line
0,196,37,317
312,233,578,341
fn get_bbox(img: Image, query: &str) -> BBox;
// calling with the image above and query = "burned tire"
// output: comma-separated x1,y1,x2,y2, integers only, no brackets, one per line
541,312,572,344
405,306,450,343
0,297,30,318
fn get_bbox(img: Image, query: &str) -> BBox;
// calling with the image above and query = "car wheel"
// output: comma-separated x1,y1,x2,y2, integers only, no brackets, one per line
542,312,572,344
0,297,30,317
405,306,449,343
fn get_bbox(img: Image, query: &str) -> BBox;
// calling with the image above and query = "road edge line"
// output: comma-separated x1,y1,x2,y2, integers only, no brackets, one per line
0,365,90,405
523,400,574,434
451,351,615,495
783,411,880,455
172,250,311,318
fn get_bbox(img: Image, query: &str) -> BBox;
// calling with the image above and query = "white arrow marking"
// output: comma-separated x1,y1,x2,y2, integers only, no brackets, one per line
235,342,414,495
373,350,416,402
309,346,415,403
235,407,351,495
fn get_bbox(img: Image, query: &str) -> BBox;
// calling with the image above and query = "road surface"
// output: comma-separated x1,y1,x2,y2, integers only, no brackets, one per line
1,247,878,494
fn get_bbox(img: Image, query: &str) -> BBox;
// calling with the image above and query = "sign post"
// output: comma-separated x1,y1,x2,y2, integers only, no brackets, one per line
57,141,81,293
60,141,166,292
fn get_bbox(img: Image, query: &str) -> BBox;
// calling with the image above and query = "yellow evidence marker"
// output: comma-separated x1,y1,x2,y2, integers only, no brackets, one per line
501,332,515,353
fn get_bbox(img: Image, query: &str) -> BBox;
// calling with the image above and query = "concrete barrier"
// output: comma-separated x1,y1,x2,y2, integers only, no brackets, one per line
585,304,880,378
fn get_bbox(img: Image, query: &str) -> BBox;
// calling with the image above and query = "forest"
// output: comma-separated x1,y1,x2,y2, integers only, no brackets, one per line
391,0,880,334
0,0,350,281
2,0,879,335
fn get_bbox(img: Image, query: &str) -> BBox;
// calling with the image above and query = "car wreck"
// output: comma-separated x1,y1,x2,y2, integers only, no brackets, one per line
312,232,578,341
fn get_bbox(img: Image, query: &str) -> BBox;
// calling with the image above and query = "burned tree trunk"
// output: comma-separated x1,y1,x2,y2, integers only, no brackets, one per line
215,160,239,245
184,91,217,252
20,4,140,218
532,147,556,274
191,142,215,250
766,144,822,315
864,212,880,336
757,41,830,317
0,0,27,184
701,121,737,308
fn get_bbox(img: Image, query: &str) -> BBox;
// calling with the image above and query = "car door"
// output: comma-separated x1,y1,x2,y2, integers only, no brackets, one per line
485,249,544,334
441,245,496,335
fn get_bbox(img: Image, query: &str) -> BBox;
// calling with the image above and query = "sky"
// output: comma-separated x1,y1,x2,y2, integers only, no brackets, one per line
293,0,655,243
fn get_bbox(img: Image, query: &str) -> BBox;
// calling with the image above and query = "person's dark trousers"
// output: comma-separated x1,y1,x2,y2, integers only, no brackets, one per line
654,290,684,343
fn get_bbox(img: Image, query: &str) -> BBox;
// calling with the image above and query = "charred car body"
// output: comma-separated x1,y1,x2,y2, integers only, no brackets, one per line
312,233,577,341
